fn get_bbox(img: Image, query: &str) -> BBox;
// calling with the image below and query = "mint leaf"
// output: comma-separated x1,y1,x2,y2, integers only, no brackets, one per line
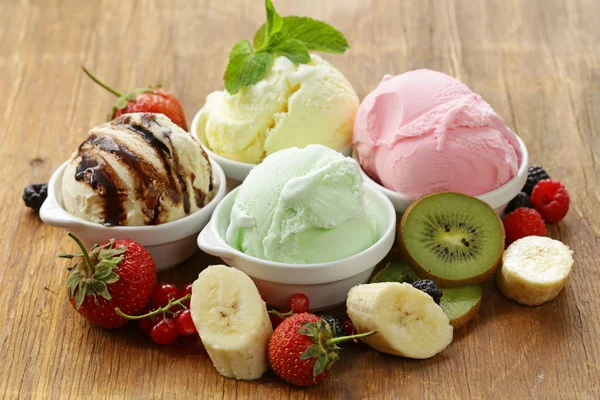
255,0,283,50
224,39,274,95
265,0,283,37
265,33,311,64
253,24,268,50
278,16,349,53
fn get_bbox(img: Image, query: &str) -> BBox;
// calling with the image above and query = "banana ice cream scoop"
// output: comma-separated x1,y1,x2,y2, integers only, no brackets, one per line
196,54,359,164
62,113,213,226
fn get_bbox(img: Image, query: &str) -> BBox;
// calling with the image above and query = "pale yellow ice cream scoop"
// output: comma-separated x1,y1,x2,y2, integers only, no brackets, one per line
62,113,213,226
195,54,359,164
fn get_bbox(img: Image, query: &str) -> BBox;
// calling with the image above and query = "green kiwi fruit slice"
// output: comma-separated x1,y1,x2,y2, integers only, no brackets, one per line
370,260,419,284
370,260,482,328
400,192,504,287
439,286,482,329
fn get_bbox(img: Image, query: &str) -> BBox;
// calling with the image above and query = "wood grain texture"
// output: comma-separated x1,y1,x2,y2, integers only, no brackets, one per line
1,0,599,398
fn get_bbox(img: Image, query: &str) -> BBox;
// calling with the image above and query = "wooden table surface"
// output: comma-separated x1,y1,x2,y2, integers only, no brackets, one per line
1,0,599,398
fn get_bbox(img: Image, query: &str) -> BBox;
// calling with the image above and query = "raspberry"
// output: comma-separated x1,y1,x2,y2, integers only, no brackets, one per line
531,179,570,223
504,192,532,215
503,208,547,244
522,165,550,195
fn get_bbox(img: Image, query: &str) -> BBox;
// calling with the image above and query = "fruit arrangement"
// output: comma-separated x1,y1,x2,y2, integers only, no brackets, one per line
49,168,574,386
22,0,577,391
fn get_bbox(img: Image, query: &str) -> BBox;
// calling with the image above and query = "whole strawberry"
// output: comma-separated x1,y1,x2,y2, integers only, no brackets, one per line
59,232,156,328
82,67,188,131
268,312,375,387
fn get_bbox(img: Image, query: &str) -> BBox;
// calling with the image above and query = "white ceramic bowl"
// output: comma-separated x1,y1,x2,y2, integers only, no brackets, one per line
353,133,529,215
191,109,353,182
197,185,396,310
40,157,227,271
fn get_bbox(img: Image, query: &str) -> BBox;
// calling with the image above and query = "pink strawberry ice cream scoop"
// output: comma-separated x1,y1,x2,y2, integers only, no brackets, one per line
353,69,520,198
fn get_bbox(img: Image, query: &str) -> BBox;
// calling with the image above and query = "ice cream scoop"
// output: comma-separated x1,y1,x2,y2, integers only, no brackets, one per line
196,55,358,164
353,69,519,198
62,113,213,226
225,145,377,264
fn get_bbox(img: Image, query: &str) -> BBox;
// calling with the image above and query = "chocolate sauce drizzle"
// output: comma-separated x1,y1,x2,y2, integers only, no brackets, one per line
75,152,126,226
74,113,207,226
82,134,161,224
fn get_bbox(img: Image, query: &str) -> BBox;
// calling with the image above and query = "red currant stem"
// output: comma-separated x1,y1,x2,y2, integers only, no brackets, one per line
267,306,294,318
66,232,95,275
81,66,124,97
325,330,377,346
115,294,191,320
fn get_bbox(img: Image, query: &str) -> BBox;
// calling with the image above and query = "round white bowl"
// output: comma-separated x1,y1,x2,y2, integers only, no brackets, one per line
197,185,396,310
40,157,227,271
353,133,529,215
191,109,352,182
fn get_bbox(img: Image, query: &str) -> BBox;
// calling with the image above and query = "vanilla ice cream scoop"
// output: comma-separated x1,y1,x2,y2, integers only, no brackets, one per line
196,55,359,164
62,113,213,226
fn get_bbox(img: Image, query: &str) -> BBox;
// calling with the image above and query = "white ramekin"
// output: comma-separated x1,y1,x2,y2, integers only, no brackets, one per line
197,185,396,310
40,157,227,271
191,109,352,182
353,133,529,215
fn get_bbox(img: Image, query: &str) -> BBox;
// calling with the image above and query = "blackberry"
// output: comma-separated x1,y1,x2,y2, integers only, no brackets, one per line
320,314,345,345
504,192,532,215
522,165,550,195
23,183,48,212
412,280,442,304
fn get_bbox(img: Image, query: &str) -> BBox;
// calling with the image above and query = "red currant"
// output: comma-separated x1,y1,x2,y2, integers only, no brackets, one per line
175,309,197,336
180,282,193,307
152,282,179,308
150,318,179,344
137,306,159,335
288,293,310,313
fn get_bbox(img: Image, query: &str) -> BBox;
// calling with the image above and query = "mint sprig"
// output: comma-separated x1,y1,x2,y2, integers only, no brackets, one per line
224,0,349,94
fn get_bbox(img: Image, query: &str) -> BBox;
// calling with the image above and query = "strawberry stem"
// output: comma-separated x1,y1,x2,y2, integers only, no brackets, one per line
82,66,124,97
115,294,191,320
267,307,294,318
325,330,377,346
66,232,95,275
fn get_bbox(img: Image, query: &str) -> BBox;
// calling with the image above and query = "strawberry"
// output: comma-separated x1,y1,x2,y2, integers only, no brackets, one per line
268,313,375,387
59,232,156,328
82,67,188,131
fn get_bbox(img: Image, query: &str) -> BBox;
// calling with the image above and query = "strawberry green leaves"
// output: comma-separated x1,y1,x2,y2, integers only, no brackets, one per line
60,233,125,309
224,0,349,94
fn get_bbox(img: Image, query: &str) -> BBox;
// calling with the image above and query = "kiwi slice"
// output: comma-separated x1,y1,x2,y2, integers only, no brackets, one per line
400,192,504,287
370,260,419,284
370,260,482,328
439,286,482,329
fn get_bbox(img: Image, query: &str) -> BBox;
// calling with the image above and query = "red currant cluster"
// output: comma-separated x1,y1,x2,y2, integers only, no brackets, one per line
136,282,196,344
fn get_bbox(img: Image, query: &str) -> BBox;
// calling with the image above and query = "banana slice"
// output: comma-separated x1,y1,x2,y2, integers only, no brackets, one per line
346,282,453,359
190,265,273,380
497,236,573,306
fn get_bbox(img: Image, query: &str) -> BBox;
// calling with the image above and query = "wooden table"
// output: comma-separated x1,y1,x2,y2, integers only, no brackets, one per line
1,0,599,398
